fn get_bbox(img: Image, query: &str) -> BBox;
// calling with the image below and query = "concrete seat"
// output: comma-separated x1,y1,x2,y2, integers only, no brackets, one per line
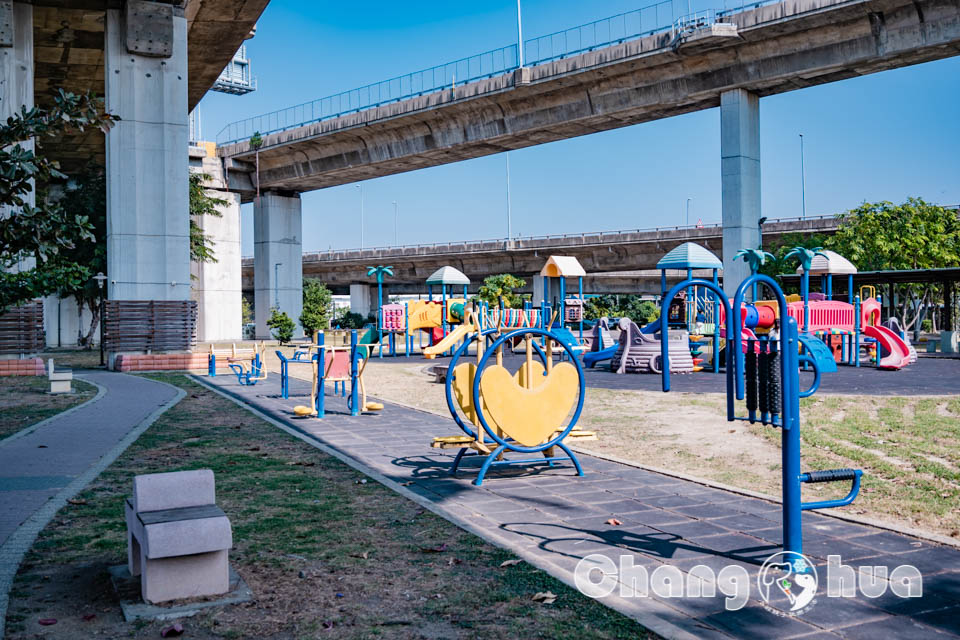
124,469,233,604
47,358,72,394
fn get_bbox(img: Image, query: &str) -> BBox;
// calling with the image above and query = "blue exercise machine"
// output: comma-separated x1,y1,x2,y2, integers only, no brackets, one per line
660,274,863,556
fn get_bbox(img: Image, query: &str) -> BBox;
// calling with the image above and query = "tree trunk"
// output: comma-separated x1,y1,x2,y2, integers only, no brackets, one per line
83,298,100,347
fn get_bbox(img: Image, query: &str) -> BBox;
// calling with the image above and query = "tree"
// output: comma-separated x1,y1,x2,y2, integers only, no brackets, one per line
189,173,228,264
249,131,263,202
266,307,295,344
824,198,960,331
476,274,526,308
300,279,333,337
0,90,117,313
241,296,253,325
584,294,660,325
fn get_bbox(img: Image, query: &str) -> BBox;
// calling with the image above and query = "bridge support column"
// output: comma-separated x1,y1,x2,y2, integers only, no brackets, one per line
349,284,375,319
190,153,242,341
105,5,191,304
254,192,303,339
1,2,34,272
720,88,761,294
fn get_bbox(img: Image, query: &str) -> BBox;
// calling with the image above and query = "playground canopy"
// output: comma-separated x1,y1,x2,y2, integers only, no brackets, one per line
426,266,470,286
794,250,857,275
541,256,586,278
655,242,723,270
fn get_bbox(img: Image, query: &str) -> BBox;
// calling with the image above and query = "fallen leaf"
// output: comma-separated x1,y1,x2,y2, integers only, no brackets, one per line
248,446,260,452
401,481,414,486
67,499,88,506
82,613,96,622
160,623,184,637
532,591,557,604
37,445,48,449
421,543,448,553
499,559,523,567
350,551,369,559
38,618,57,626
605,518,623,526
322,620,334,630
728,429,737,433
447,557,462,566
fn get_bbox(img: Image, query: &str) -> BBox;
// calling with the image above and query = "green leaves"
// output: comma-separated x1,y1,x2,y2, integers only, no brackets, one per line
476,274,526,308
266,308,296,344
300,280,334,336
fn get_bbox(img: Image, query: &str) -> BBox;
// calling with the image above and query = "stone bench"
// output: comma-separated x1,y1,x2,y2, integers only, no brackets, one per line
47,358,72,394
124,469,233,604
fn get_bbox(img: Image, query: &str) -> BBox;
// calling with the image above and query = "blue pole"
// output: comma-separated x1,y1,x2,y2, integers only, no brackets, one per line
350,329,360,416
848,274,854,303
781,316,803,554
660,270,667,298
559,278,566,327
855,296,861,367
578,277,584,341
316,332,325,418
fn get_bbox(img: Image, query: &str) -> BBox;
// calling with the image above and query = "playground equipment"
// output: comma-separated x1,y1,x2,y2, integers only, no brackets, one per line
426,309,595,485
612,317,694,374
208,343,266,385
660,273,863,556
540,255,587,345
279,329,383,418
583,318,615,368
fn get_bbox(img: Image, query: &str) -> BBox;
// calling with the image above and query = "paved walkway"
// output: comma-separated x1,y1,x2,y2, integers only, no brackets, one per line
204,372,960,640
0,371,180,547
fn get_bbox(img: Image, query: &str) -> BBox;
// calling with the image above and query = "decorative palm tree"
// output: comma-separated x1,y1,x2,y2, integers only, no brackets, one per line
367,265,394,319
785,246,828,332
736,247,776,302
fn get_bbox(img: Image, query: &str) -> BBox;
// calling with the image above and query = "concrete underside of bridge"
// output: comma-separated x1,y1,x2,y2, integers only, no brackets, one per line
2,0,268,347
221,0,960,195
239,217,841,297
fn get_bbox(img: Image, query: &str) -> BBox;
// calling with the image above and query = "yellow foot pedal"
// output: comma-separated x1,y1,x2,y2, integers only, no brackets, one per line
293,405,317,417
364,402,384,411
431,435,475,448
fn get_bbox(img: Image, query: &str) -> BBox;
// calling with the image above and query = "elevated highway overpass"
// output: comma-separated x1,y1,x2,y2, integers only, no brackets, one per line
240,216,841,300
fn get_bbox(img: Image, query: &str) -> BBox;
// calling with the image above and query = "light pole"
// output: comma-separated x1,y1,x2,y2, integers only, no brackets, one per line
274,263,281,310
686,197,691,226
799,133,806,219
392,201,398,246
356,184,364,248
758,216,768,250
516,0,525,67
93,272,106,366
505,152,513,242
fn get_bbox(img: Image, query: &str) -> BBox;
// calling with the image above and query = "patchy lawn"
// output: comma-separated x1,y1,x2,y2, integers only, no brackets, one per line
0,376,96,440
5,374,653,640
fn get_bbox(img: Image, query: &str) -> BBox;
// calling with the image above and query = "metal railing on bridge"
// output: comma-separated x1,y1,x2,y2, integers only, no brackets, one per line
217,0,788,146
239,214,840,263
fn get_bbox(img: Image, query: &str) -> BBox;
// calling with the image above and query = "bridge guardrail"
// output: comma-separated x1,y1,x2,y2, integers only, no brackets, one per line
239,215,841,264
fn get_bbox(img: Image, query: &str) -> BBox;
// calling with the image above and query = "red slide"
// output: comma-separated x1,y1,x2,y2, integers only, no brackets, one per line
864,325,910,370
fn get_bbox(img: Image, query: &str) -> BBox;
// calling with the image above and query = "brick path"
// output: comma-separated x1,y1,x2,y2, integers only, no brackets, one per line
203,372,960,639
0,371,181,546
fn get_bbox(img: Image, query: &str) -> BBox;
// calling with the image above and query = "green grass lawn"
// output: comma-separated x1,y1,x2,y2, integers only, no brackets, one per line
6,374,654,640
0,376,96,440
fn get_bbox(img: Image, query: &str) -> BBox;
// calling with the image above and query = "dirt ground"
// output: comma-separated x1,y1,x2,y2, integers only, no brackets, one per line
300,356,959,541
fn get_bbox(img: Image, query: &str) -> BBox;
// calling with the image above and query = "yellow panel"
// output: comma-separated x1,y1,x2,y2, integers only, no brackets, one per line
514,360,547,388
406,300,444,334
479,362,578,447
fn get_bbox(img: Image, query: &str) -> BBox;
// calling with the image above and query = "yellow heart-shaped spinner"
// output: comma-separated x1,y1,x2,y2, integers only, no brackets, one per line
479,362,579,447
451,361,550,430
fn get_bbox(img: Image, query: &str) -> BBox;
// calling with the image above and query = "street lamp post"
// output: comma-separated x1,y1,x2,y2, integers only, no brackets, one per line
799,133,806,219
686,197,691,226
356,184,364,249
93,272,107,366
392,201,398,246
274,263,281,310
516,0,525,67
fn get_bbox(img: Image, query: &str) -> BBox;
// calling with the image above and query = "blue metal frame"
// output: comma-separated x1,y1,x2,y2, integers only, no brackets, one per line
228,351,262,386
440,327,586,485
659,273,863,556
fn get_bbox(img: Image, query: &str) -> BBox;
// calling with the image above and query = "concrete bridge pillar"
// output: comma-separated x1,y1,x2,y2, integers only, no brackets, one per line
1,2,35,274
190,153,242,341
105,4,191,303
254,192,303,339
349,284,375,319
720,88,761,294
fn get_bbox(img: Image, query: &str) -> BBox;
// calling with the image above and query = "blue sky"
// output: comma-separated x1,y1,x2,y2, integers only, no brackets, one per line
195,0,960,256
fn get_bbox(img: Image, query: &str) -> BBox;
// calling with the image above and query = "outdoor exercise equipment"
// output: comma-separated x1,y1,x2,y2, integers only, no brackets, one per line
211,342,266,386
282,329,384,418
659,273,863,556
428,309,595,485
